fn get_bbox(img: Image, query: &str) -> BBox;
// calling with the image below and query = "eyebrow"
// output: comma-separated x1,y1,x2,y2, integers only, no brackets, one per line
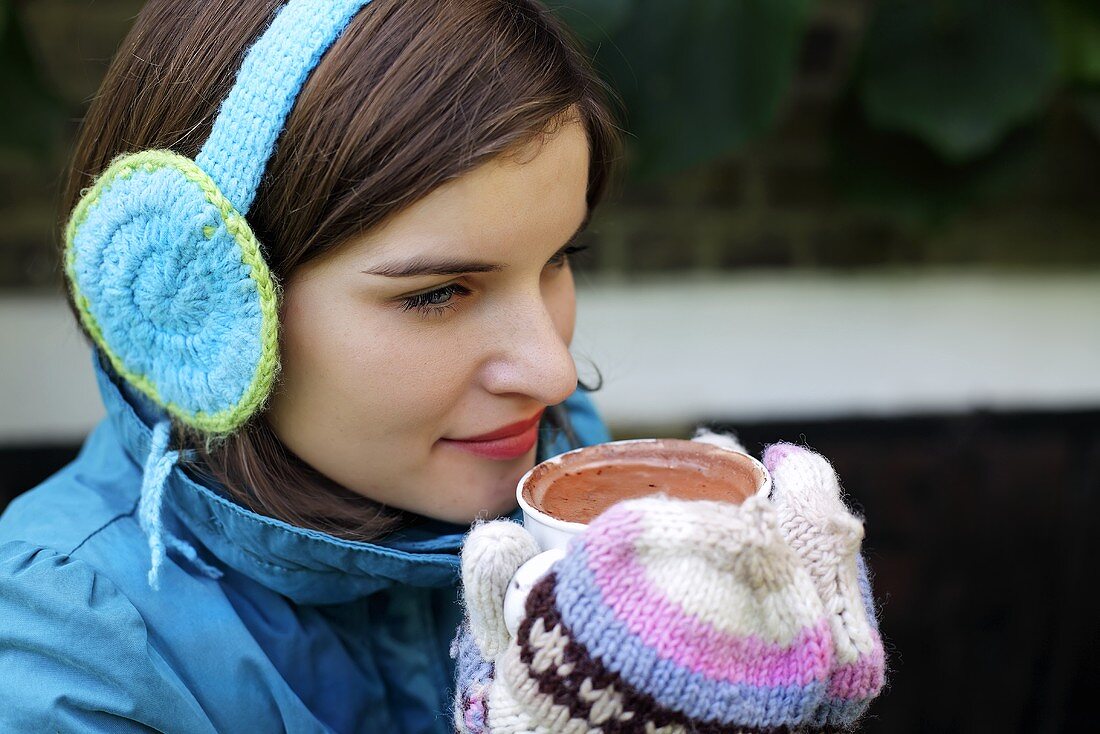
361,211,591,278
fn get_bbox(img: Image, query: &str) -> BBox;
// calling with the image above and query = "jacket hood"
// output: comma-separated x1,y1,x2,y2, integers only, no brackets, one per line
89,350,591,604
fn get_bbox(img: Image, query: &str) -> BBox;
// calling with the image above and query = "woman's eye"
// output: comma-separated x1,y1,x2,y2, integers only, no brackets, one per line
397,244,589,319
399,283,471,319
548,243,589,268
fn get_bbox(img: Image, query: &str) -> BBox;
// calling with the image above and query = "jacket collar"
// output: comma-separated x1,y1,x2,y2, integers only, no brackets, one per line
91,350,535,604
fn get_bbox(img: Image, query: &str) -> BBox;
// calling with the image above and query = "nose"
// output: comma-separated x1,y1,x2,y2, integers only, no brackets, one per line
481,291,578,406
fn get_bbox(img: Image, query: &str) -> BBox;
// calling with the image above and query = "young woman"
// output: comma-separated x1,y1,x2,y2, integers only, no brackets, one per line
0,1,887,732
0,1,621,731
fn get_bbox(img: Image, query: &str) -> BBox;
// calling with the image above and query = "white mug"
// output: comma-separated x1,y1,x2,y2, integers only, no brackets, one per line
502,438,772,636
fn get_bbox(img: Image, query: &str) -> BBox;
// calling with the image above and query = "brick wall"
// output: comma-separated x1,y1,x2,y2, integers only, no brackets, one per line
572,0,1100,281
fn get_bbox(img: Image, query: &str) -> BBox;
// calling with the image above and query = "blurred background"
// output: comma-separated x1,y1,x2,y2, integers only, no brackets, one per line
2,0,1098,730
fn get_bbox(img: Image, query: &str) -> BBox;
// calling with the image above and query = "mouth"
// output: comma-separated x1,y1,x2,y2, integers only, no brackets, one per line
440,411,544,461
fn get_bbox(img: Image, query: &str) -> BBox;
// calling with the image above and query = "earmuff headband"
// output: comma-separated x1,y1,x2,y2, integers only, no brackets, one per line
197,0,373,215
64,0,374,434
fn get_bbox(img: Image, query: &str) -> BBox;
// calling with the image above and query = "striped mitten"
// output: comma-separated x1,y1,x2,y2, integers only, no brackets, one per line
763,442,888,729
456,492,849,733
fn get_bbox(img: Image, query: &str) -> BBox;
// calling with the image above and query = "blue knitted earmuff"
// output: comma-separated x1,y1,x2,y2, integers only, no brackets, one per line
64,0,374,435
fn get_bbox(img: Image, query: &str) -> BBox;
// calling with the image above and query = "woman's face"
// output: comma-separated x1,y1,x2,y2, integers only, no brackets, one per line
267,119,589,524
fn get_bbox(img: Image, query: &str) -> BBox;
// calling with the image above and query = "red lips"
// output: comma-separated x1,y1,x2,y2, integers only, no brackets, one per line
440,408,546,461
452,408,546,442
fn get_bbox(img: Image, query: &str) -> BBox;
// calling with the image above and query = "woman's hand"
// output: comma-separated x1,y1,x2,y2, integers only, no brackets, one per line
451,434,886,733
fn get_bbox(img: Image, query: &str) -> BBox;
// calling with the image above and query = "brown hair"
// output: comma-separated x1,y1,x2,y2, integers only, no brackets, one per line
59,0,624,540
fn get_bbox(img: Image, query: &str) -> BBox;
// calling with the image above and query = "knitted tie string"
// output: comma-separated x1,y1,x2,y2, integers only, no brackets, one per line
138,420,224,590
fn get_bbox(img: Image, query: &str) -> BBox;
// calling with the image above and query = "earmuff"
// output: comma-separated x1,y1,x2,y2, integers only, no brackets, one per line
64,0,374,435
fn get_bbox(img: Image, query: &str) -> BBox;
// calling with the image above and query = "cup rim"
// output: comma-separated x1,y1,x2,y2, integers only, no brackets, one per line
516,437,771,531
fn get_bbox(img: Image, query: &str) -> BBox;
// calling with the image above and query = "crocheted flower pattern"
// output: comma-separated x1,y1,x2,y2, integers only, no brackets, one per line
65,150,279,433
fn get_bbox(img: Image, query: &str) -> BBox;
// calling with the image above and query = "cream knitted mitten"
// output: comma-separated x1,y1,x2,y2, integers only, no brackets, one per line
762,441,887,728
696,427,888,728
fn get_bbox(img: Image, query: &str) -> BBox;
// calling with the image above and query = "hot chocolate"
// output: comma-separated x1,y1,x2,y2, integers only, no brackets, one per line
521,438,763,526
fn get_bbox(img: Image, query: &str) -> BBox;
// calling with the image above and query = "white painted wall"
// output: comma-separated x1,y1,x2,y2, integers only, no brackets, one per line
570,270,1100,425
3,270,1099,444
1,295,106,444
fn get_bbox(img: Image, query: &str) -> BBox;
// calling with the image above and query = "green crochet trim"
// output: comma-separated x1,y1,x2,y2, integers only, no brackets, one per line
64,149,280,435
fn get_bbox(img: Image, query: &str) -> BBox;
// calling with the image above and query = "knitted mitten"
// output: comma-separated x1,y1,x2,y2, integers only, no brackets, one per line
762,442,887,729
453,494,840,733
694,428,888,727
452,520,541,734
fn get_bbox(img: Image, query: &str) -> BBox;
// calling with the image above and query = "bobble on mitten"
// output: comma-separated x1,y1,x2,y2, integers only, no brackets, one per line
484,494,836,733
764,442,887,729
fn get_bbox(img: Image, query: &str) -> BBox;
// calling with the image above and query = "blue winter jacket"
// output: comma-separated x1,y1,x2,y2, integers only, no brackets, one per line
0,351,611,733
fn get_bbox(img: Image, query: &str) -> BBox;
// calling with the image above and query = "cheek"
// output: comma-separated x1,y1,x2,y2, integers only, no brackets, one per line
276,275,464,432
549,268,577,346
280,282,381,390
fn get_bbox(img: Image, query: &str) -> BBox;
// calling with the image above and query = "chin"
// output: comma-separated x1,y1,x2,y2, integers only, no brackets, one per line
479,491,523,523
416,476,520,524
431,500,517,526
463,486,520,520
425,450,532,522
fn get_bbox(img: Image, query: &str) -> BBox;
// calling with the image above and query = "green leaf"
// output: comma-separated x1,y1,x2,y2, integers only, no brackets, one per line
553,0,813,180
829,89,1043,231
1046,0,1100,83
858,0,1058,163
